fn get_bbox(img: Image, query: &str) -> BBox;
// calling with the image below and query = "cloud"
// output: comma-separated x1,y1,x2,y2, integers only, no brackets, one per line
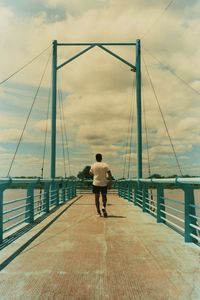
0,0,200,177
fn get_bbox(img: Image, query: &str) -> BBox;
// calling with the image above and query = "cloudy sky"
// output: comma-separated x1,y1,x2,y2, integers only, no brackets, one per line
0,0,200,178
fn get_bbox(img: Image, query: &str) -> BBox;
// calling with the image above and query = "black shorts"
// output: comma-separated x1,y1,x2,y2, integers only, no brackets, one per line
92,185,107,195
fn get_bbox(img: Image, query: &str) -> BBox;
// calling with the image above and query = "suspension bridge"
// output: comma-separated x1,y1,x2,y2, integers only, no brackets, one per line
0,40,200,299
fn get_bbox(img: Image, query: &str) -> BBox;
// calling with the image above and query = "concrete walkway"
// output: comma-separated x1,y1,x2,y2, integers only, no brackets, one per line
0,194,200,300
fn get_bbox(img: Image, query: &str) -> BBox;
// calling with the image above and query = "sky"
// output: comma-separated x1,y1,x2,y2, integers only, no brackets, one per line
0,0,200,179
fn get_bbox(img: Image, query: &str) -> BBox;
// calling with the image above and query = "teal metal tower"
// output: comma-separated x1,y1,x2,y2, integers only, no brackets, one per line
51,40,142,179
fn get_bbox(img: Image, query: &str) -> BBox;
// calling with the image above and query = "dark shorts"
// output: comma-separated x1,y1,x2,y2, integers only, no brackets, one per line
92,185,107,195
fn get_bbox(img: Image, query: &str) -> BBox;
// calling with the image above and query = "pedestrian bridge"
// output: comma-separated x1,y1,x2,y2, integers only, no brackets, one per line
0,193,199,300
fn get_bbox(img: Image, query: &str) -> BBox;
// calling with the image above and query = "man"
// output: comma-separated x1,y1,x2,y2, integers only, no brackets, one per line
90,153,112,217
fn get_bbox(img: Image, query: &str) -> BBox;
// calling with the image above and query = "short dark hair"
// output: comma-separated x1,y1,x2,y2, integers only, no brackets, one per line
96,153,102,162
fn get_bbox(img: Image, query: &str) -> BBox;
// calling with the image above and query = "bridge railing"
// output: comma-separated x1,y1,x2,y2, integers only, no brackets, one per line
118,178,200,244
0,178,76,244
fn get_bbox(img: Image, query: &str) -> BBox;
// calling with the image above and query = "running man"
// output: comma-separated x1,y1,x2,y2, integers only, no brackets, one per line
90,153,112,217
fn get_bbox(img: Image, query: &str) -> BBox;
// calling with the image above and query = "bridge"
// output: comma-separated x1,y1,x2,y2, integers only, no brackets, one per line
0,40,200,299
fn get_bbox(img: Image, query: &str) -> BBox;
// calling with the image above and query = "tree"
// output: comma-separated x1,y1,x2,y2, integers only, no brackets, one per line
77,166,93,180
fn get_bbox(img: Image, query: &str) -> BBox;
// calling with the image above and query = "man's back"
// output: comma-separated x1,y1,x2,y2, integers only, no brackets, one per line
90,162,110,187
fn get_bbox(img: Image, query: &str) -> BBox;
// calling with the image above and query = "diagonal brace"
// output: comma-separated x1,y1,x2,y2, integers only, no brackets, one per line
97,45,136,71
57,45,96,70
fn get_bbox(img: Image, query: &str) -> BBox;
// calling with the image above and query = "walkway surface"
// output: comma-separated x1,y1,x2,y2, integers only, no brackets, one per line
0,194,200,300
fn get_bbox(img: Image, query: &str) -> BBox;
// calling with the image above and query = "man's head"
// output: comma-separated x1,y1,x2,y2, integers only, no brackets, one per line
96,153,102,162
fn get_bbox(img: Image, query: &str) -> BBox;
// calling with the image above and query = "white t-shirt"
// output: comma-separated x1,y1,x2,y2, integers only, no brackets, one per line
90,162,110,186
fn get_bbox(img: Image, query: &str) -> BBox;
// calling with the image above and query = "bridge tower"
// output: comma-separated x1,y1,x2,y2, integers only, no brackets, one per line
51,40,142,179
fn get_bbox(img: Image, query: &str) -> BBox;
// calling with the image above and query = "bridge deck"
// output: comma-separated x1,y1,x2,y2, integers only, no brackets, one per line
0,194,200,300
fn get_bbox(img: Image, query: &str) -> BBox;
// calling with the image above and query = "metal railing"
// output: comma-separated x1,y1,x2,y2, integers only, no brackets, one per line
118,178,200,244
0,177,76,243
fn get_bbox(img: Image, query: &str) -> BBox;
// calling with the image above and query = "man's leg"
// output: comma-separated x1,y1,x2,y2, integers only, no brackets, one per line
102,194,107,208
95,193,101,215
101,193,108,217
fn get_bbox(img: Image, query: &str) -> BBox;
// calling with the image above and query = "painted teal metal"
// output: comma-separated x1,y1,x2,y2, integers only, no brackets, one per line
183,185,196,243
0,178,77,244
57,45,95,70
57,42,136,46
97,45,136,70
135,39,142,179
118,177,200,245
51,40,57,179
51,41,137,179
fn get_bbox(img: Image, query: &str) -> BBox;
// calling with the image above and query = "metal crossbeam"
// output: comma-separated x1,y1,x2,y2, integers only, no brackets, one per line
97,45,136,71
57,45,95,70
57,42,136,46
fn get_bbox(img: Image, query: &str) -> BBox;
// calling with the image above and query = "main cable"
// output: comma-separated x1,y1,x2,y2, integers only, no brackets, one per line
142,54,183,176
7,51,51,176
143,47,200,97
0,45,51,86
41,83,51,178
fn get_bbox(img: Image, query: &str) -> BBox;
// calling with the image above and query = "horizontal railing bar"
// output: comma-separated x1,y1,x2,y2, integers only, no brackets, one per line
145,207,156,216
160,203,184,214
34,192,46,198
3,210,30,224
162,197,184,205
146,203,157,210
190,233,200,242
136,197,142,203
189,214,200,221
3,217,30,233
120,177,200,185
3,196,30,206
190,203,200,209
161,217,184,232
190,224,200,231
3,203,30,214
34,199,45,205
136,202,142,208
160,210,184,222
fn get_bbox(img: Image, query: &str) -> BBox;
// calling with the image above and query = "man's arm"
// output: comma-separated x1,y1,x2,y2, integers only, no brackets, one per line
107,170,112,180
107,170,112,189
89,167,93,176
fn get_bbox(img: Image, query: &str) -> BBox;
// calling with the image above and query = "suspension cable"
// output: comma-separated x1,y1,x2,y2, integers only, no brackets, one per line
7,51,51,176
58,74,72,177
142,0,175,39
41,84,51,178
143,95,151,177
127,81,135,178
142,54,183,176
0,45,51,86
143,47,200,97
58,87,67,178
123,75,135,179
123,97,133,178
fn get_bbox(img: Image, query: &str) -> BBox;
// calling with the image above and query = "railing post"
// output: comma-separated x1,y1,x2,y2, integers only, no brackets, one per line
142,185,148,212
27,183,35,223
74,180,76,197
134,184,138,205
157,185,165,223
118,181,122,197
0,190,3,243
44,182,50,213
127,181,131,202
61,180,66,202
184,185,197,243
0,179,12,243
56,182,60,206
